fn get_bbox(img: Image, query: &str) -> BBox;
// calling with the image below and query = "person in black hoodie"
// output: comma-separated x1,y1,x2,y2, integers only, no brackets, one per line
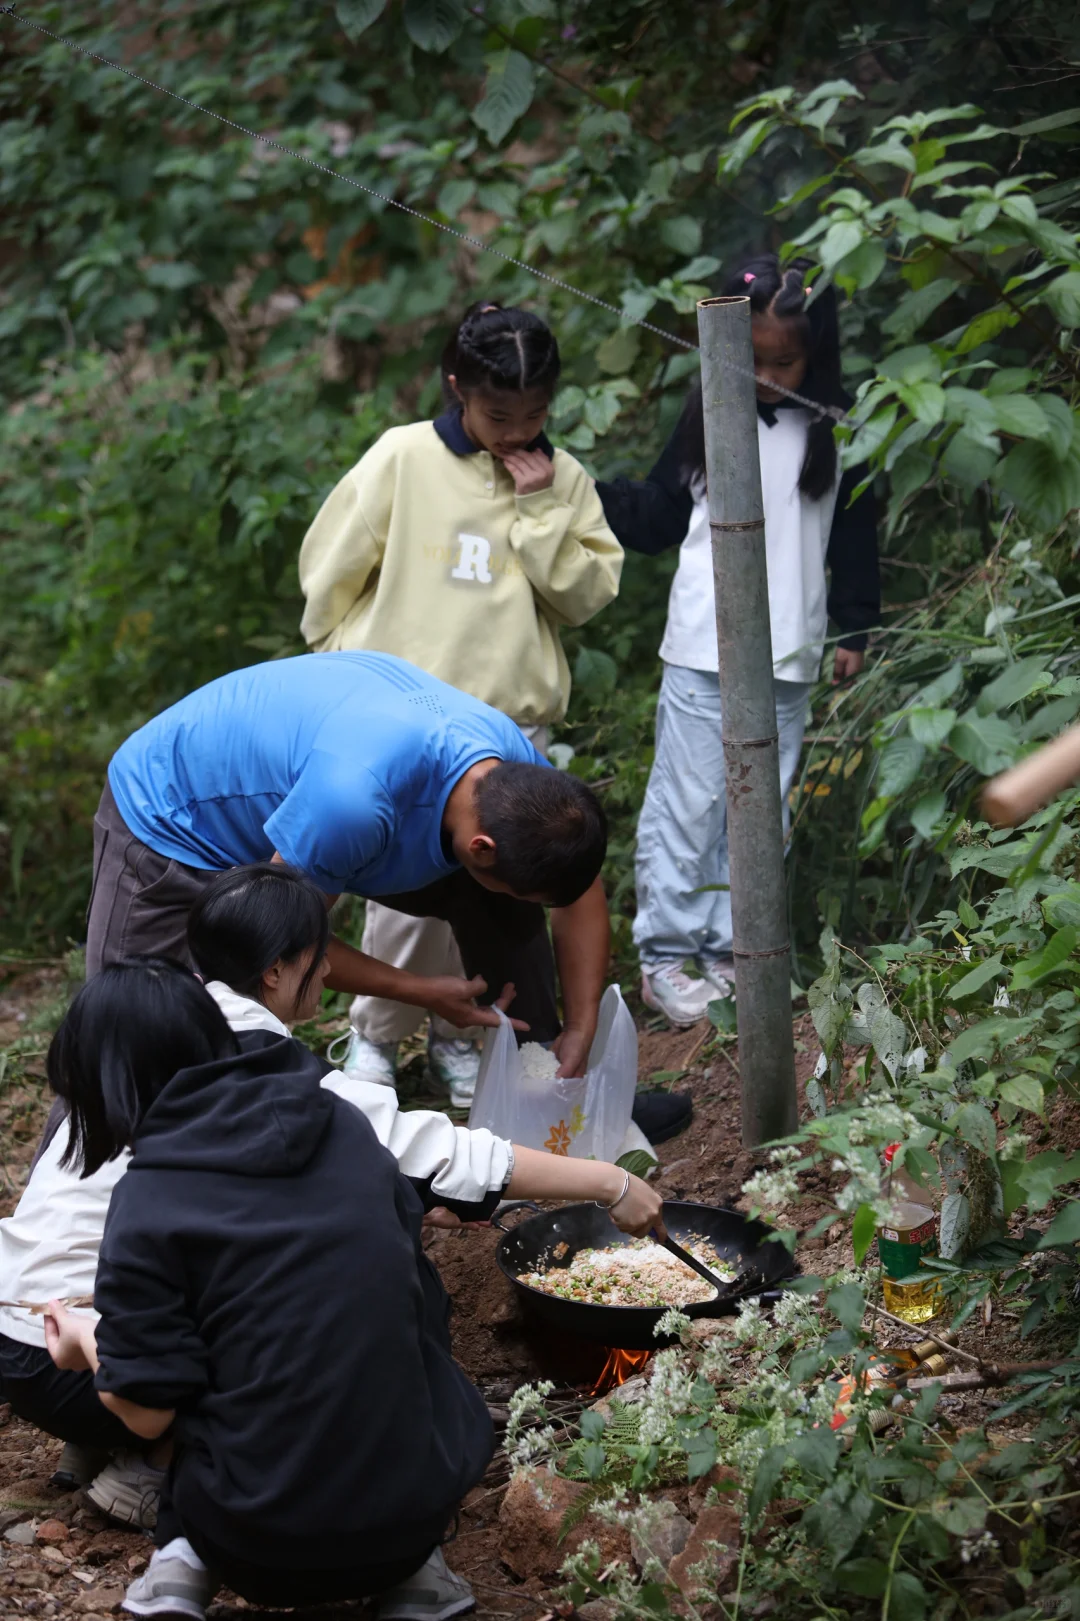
42,957,491,1621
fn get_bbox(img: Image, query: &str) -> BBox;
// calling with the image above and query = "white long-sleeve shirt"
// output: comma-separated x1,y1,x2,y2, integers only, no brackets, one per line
0,986,512,1349
209,984,513,1205
659,410,841,684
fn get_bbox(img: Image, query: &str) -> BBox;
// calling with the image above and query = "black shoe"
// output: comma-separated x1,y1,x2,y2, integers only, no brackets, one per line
631,1089,693,1146
49,1442,109,1491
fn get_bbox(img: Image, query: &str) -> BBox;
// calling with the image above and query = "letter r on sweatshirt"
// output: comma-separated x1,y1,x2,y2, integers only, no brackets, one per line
451,533,493,584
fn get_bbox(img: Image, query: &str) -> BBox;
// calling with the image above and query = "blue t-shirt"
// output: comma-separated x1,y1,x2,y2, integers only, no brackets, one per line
108,653,548,896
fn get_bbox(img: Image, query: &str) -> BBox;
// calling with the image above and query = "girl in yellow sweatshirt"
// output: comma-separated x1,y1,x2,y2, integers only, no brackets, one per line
298,304,623,1105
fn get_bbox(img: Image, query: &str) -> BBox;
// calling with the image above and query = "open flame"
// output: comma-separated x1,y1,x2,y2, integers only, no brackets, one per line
591,1346,652,1395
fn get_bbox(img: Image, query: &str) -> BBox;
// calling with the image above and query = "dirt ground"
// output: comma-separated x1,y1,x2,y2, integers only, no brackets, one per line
0,965,1074,1620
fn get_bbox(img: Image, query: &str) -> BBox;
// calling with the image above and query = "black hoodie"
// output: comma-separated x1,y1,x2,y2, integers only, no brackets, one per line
92,1035,493,1570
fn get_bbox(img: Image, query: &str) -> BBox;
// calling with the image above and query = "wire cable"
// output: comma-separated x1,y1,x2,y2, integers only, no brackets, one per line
0,3,847,421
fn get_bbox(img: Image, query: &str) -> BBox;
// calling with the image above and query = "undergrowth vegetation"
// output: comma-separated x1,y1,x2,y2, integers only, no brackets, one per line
3,10,1080,1613
508,1290,1080,1620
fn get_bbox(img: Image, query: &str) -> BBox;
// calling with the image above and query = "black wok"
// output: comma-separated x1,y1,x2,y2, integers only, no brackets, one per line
494,1199,796,1350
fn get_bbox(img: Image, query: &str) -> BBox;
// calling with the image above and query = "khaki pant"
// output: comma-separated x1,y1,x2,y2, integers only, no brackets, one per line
351,724,549,1046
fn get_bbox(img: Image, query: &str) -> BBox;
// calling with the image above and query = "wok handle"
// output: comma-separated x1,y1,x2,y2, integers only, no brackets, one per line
490,1200,541,1232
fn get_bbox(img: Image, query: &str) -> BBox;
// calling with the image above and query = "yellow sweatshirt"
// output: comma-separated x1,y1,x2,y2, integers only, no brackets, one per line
298,419,623,726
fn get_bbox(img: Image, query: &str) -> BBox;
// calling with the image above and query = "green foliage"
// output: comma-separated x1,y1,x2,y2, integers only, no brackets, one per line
0,352,387,943
518,1289,1080,1621
3,2,1079,973
716,84,1080,530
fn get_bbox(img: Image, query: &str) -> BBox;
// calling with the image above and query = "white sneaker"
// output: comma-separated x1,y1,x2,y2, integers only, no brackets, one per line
375,1547,475,1621
85,1451,165,1528
640,963,714,1028
701,957,737,997
122,1542,214,1620
330,1030,398,1087
426,1036,480,1108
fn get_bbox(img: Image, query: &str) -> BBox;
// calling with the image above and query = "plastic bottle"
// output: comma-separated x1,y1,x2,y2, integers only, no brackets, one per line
875,1144,942,1324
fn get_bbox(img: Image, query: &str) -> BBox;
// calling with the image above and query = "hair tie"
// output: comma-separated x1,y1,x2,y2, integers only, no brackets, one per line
744,272,756,284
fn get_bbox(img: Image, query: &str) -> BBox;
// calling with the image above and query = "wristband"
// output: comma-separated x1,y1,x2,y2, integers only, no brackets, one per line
596,1169,631,1213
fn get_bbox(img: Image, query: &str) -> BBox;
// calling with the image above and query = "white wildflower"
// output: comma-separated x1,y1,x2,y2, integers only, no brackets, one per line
742,1145,802,1210
773,1288,819,1336
655,1307,693,1342
732,1297,768,1345
637,1348,696,1444
832,1148,885,1214
700,1338,733,1381
503,1380,557,1473
959,1529,999,1564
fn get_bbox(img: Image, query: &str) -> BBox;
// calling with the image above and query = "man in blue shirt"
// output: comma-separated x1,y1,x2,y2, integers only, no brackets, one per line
89,653,608,1079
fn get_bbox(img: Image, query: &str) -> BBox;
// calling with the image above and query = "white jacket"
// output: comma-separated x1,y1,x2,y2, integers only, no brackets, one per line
207,983,513,1205
0,984,512,1348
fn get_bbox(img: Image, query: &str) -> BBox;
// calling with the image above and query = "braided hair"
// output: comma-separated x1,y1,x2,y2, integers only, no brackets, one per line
674,255,846,501
440,302,561,405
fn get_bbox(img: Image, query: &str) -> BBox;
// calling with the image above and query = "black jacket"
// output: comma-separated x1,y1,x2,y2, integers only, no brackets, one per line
93,1034,492,1570
595,404,880,653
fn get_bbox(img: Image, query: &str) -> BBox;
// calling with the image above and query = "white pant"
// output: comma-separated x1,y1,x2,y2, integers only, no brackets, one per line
351,724,550,1045
633,664,810,968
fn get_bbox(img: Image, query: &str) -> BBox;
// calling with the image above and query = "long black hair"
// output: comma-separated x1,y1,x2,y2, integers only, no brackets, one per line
439,301,561,404
187,862,330,1006
49,958,238,1177
674,254,846,501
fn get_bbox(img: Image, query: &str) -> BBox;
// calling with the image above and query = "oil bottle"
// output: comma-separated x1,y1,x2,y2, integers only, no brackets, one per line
875,1143,942,1324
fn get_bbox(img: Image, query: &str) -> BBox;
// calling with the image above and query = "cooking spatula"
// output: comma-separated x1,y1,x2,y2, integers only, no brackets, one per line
654,1232,734,1296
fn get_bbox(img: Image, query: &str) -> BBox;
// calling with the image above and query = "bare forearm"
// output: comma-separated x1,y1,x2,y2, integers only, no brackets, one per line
99,1390,176,1440
506,1146,623,1204
325,934,429,1003
70,1318,175,1440
551,877,609,1032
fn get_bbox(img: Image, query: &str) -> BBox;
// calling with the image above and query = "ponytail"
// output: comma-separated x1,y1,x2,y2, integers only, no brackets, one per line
440,302,561,403
674,255,845,499
720,254,844,502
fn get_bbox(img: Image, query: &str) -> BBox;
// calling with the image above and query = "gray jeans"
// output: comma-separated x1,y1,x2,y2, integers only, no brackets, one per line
85,782,214,975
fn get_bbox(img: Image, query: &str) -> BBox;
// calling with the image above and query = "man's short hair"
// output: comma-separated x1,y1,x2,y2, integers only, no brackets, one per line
474,763,607,906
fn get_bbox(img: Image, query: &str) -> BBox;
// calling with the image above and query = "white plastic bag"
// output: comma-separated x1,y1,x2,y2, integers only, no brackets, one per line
468,984,638,1162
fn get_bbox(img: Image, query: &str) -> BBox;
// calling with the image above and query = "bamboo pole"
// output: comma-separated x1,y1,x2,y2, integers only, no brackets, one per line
697,296,798,1146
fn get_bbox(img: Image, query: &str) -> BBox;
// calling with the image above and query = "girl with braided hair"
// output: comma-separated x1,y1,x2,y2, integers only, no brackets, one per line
297,304,639,1123
596,254,881,1028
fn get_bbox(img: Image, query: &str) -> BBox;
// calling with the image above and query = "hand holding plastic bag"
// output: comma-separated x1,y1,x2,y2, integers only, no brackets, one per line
468,984,638,1163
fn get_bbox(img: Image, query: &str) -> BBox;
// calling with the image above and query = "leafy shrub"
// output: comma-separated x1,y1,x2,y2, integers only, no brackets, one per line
0,352,388,946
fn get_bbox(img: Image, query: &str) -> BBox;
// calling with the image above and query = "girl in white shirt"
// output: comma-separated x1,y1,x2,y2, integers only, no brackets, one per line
597,255,880,1028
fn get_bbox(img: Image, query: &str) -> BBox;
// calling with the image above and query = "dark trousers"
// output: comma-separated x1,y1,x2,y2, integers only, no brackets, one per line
85,782,560,1038
156,1476,440,1606
0,1338,131,1450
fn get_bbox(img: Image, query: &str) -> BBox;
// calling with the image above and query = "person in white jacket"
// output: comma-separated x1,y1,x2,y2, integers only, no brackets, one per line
596,254,880,1027
0,863,662,1526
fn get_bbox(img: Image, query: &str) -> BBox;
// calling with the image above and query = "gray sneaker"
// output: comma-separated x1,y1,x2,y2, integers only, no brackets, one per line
426,1036,480,1108
85,1451,165,1529
375,1547,476,1621
122,1553,214,1620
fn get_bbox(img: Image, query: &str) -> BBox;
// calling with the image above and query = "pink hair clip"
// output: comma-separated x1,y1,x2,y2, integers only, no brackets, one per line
743,272,756,284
